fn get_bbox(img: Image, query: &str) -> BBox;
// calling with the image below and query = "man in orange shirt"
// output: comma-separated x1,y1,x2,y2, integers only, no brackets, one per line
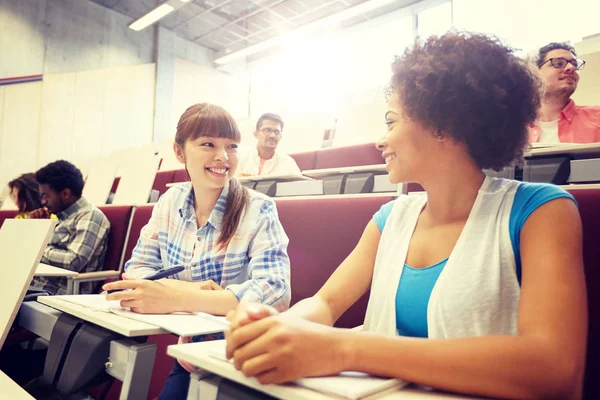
530,42,600,144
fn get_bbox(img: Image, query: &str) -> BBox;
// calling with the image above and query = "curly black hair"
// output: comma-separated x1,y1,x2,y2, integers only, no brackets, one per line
536,42,577,68
36,160,85,197
391,32,541,171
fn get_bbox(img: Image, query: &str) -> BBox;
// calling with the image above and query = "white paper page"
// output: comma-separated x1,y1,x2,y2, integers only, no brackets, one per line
109,309,229,336
53,294,123,312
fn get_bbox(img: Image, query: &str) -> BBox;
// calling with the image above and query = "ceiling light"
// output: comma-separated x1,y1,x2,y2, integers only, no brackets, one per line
129,3,175,31
214,0,397,64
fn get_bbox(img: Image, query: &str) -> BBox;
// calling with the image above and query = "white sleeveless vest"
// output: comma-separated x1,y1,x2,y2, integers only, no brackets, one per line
363,176,521,339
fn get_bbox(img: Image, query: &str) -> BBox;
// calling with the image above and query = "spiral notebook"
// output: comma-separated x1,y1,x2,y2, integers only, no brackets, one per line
209,345,408,399
53,294,229,336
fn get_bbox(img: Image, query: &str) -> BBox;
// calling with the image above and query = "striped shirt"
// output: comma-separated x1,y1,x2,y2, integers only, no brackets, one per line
124,182,291,311
31,197,110,295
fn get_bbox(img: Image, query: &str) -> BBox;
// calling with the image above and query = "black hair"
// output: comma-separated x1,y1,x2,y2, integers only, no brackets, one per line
256,113,284,131
536,42,577,68
35,160,85,197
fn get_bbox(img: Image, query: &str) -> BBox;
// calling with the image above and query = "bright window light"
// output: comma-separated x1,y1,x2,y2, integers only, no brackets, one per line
417,1,452,37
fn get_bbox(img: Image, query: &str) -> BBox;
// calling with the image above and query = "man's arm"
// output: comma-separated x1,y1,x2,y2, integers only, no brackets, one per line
42,210,109,272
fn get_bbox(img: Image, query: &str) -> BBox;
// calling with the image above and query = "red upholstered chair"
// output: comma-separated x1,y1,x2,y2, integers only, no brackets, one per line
110,177,120,194
152,170,176,197
172,169,188,184
68,205,135,294
0,209,19,228
568,189,600,400
290,151,317,171
100,204,177,400
275,194,395,328
314,143,383,169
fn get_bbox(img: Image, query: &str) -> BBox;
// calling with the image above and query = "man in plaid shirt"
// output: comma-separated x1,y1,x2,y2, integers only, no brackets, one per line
29,160,110,295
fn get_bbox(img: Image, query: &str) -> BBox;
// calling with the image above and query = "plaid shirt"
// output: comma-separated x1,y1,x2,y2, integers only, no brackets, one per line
125,182,291,311
31,197,110,295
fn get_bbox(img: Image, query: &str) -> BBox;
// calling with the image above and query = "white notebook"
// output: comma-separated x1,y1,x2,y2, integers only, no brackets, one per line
209,346,408,399
53,294,229,336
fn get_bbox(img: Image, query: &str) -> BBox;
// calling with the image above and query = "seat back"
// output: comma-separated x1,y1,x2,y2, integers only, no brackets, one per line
276,194,395,328
122,205,155,263
172,169,188,184
314,143,383,170
0,210,19,228
152,170,176,197
97,206,135,272
290,151,317,171
569,189,600,400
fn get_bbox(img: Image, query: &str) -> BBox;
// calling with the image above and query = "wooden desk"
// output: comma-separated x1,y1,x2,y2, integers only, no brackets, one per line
525,143,600,157
37,296,165,337
302,164,387,179
238,174,313,183
276,192,397,201
26,296,165,400
166,174,313,188
0,219,55,348
168,341,474,400
0,371,34,400
559,184,600,190
35,263,79,277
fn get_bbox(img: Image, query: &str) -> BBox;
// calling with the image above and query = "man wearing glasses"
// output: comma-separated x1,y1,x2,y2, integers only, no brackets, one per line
530,42,600,143
238,113,302,176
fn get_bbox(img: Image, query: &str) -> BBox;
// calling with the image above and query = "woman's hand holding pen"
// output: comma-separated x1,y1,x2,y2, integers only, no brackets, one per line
103,278,184,314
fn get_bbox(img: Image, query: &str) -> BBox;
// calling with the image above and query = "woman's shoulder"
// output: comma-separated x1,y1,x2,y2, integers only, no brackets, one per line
157,182,192,206
246,188,276,214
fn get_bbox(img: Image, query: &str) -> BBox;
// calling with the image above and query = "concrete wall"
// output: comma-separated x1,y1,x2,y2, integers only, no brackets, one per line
0,0,155,79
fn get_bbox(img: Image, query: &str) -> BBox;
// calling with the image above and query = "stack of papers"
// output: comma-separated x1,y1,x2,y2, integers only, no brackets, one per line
53,294,229,336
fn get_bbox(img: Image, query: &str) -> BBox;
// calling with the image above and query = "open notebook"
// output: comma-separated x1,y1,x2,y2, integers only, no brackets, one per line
209,345,408,399
52,294,229,336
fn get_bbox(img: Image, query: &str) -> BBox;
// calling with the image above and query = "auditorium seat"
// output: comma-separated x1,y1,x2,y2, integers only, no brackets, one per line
172,169,188,185
110,177,120,194
69,205,135,293
100,204,178,400
0,210,18,228
276,194,395,328
290,151,317,171
314,143,383,169
569,188,600,400
152,170,176,197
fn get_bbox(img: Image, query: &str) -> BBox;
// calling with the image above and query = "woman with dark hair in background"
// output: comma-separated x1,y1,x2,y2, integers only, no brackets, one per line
226,33,587,400
103,103,291,399
8,173,56,219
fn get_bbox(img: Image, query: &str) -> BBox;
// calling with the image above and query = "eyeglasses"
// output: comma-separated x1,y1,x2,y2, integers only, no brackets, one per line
540,57,586,71
260,127,282,136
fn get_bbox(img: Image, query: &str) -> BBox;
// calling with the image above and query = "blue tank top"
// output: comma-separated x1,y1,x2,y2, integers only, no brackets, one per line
372,182,574,338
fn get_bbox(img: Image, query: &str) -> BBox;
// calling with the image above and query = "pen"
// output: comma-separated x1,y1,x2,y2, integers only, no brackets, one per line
107,266,186,294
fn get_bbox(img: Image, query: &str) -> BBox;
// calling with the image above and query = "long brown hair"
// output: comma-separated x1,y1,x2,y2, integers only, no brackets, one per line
175,103,249,249
8,173,43,213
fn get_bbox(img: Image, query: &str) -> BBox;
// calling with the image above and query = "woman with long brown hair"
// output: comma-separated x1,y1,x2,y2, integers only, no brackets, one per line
104,103,291,398
8,173,56,219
